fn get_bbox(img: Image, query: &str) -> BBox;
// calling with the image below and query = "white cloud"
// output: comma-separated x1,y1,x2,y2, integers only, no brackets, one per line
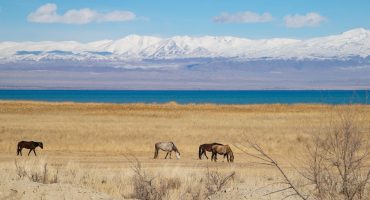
28,3,136,24
284,12,326,28
213,11,273,23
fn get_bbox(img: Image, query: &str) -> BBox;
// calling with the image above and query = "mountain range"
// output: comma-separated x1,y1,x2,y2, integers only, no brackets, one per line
0,28,369,63
0,28,369,89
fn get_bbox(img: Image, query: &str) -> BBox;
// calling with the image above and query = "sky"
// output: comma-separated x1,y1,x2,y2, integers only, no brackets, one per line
0,0,369,42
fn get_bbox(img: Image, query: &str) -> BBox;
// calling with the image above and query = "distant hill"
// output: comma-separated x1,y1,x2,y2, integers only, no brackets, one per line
0,28,369,89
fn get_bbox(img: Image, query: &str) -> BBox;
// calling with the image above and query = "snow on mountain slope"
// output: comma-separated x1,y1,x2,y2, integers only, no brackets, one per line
275,28,370,58
94,35,162,55
0,28,369,62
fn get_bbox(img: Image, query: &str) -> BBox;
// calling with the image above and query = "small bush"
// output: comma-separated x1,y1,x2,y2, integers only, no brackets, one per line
14,158,58,184
128,155,179,200
205,169,235,196
179,169,235,200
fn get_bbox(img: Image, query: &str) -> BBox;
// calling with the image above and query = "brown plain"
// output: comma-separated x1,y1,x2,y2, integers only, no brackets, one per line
0,101,369,199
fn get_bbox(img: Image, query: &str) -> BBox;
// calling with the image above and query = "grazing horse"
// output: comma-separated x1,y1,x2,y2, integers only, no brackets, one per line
211,144,234,163
17,141,43,156
154,142,180,159
198,143,223,159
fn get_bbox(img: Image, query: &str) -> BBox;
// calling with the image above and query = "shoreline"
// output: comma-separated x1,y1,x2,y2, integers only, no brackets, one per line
1,99,369,107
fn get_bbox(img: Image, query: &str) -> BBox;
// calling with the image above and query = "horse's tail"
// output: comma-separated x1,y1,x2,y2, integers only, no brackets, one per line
198,145,203,159
17,142,21,155
154,144,158,159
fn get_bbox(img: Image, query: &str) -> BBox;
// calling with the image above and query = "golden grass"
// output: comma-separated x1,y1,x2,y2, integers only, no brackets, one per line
0,101,369,199
1,101,369,156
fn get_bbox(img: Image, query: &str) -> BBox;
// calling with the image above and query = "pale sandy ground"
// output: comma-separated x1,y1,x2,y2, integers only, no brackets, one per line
0,152,298,200
0,180,116,200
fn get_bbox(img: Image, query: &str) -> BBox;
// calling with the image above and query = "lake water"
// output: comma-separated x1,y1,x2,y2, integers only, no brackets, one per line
0,90,369,104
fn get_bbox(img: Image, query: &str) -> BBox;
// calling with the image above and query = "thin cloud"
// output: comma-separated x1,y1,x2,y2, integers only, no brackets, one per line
284,12,326,28
28,3,136,24
213,11,273,23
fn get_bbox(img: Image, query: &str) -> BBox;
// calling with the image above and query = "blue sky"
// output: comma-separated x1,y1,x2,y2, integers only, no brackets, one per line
0,0,369,42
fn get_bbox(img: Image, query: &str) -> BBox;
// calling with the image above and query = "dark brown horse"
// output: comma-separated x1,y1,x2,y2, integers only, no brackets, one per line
198,143,223,159
17,141,43,156
211,144,234,163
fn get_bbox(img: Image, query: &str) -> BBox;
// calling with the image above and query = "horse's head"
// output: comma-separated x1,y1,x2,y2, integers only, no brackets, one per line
172,142,180,156
226,145,234,162
229,152,234,162
175,151,180,159
38,142,43,149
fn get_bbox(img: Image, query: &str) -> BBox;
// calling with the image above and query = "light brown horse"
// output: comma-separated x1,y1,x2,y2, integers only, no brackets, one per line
211,144,234,162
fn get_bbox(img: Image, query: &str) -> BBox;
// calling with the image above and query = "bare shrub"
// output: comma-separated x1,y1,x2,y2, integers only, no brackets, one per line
48,166,59,184
166,177,182,190
126,155,180,200
14,158,59,184
126,156,235,200
180,174,207,200
236,141,308,199
301,110,370,200
179,169,235,200
205,168,235,196
14,159,27,179
237,108,370,200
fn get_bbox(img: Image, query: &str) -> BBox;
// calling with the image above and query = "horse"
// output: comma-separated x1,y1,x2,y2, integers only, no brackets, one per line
154,142,180,159
198,143,223,159
211,144,234,163
17,141,43,156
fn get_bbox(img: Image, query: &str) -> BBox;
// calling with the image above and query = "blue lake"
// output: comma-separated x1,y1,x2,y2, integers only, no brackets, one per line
0,90,369,104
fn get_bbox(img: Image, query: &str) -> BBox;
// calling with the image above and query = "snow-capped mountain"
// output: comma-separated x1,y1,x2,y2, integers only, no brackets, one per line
1,28,369,89
0,28,369,63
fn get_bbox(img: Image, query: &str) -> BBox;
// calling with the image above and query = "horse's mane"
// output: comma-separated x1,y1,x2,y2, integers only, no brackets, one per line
171,142,178,151
226,145,233,154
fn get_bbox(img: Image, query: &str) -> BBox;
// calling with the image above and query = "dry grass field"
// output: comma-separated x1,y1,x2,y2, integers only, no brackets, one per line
0,101,369,199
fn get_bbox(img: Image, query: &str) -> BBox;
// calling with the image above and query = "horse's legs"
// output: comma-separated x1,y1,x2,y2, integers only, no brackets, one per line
211,152,217,162
204,151,208,159
169,151,172,159
28,149,32,156
33,149,37,156
154,147,158,159
18,148,22,156
165,152,169,159
213,152,217,162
